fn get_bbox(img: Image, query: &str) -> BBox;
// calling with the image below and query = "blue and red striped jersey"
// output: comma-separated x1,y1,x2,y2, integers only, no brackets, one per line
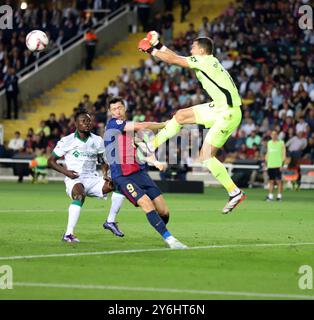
104,118,141,179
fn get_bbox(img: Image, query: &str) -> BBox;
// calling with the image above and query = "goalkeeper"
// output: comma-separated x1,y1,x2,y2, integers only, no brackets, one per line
138,32,246,213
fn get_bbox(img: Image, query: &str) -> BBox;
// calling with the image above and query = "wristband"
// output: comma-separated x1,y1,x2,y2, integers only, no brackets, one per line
160,45,167,52
146,47,154,54
155,42,163,49
151,48,158,56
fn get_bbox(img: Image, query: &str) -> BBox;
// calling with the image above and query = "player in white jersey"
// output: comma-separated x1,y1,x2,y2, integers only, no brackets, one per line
48,110,125,242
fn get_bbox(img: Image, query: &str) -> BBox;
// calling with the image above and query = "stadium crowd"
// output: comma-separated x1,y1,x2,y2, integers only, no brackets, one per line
2,0,314,177
0,0,127,89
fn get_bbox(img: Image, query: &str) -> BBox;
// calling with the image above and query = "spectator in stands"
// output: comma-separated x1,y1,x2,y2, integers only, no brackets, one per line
58,113,69,128
8,131,24,154
241,118,256,135
22,50,36,69
296,117,309,135
152,12,163,35
56,30,67,46
45,113,61,134
85,28,98,70
95,105,107,124
107,80,119,96
4,68,19,119
132,108,145,122
304,133,314,162
27,128,34,138
24,134,35,152
286,132,308,160
278,100,294,119
135,0,153,32
246,131,261,149
33,132,48,152
36,120,51,137
78,94,94,112
162,11,175,45
305,107,314,132
199,16,210,37
180,0,191,22
47,128,61,148
293,75,308,93
185,23,197,43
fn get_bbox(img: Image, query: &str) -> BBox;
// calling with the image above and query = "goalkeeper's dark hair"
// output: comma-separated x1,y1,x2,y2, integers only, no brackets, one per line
108,96,125,108
194,37,214,54
74,109,90,121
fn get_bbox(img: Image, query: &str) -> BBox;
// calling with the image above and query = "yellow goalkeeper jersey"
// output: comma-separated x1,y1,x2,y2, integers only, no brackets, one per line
186,54,242,108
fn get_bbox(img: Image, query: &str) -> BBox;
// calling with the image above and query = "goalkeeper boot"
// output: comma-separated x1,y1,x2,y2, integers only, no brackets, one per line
222,190,247,214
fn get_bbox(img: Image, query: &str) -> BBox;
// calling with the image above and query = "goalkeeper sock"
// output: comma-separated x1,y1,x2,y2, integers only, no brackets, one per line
146,210,171,239
152,117,182,149
106,192,125,223
65,200,82,235
203,157,238,194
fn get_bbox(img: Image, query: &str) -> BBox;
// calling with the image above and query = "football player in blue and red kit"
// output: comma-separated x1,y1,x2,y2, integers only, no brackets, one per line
104,96,187,249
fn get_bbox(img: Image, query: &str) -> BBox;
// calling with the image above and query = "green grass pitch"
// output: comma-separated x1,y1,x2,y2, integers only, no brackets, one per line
0,181,314,300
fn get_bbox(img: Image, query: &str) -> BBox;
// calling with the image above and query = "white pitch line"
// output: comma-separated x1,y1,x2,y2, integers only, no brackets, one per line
13,282,314,300
1,242,314,261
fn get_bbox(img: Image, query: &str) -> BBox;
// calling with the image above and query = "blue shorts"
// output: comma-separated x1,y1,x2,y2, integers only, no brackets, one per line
114,171,162,206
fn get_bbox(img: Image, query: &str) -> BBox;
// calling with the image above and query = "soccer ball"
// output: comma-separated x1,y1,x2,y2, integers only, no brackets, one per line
147,31,159,46
26,30,49,52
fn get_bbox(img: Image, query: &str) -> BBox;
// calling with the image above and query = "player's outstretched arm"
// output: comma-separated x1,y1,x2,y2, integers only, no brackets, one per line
138,31,189,68
154,50,189,68
48,155,79,179
124,121,166,133
138,38,189,68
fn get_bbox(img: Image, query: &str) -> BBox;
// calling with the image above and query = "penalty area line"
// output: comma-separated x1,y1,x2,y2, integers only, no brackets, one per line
13,282,314,300
1,242,314,261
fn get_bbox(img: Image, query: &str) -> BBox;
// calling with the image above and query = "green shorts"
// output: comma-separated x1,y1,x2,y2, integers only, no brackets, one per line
193,103,242,148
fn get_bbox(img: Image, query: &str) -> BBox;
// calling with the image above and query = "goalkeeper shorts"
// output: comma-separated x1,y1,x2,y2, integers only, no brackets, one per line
193,103,242,148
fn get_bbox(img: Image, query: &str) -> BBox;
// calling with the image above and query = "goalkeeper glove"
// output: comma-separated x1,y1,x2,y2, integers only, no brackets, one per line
138,38,155,54
146,31,166,51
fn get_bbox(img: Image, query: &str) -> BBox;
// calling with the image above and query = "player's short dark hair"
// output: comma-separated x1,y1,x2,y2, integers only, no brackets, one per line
108,96,125,108
74,110,90,121
194,37,214,54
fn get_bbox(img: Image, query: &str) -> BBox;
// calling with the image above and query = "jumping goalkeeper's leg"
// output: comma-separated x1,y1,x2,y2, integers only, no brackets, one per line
201,131,246,214
152,107,196,149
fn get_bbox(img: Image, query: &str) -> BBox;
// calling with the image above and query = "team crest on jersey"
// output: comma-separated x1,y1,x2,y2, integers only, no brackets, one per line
73,151,80,157
116,120,123,125
91,143,96,149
